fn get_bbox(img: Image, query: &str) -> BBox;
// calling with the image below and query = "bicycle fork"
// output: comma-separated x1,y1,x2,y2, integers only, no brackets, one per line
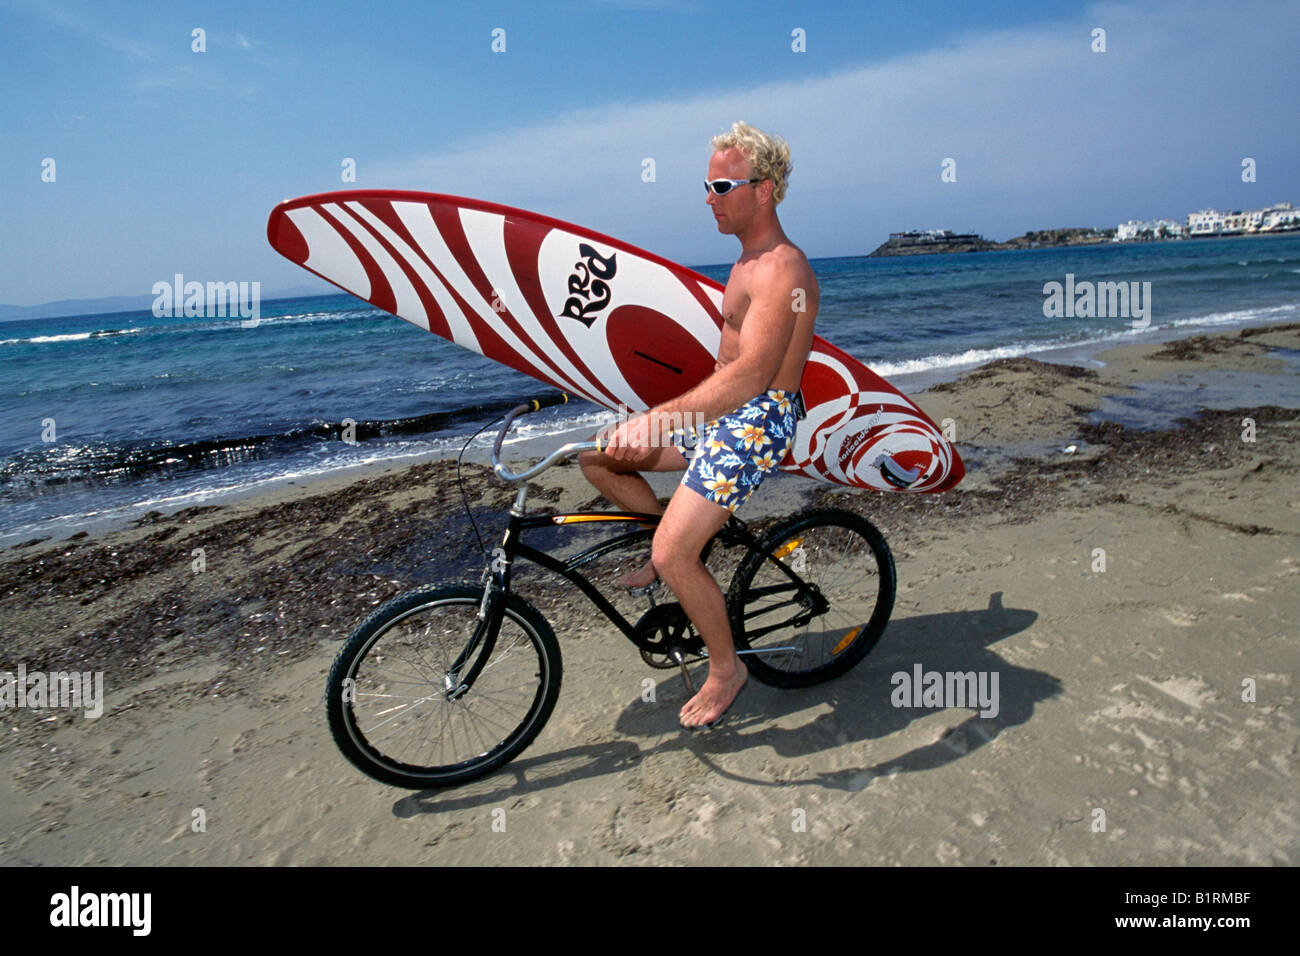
443,545,511,701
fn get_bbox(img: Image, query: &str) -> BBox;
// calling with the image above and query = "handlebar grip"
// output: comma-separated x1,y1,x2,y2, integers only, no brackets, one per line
524,392,569,413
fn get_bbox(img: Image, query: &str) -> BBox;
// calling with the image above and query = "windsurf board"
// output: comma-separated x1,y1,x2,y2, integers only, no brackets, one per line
266,190,963,492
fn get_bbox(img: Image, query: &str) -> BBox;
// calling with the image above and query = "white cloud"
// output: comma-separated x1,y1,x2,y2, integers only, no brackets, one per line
8,0,161,61
366,0,1298,257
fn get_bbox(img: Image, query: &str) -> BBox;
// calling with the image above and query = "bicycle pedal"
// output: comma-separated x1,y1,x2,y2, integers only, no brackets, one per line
629,578,663,602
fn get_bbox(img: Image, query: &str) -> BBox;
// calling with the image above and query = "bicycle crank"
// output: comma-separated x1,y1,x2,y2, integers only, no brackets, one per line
632,603,704,670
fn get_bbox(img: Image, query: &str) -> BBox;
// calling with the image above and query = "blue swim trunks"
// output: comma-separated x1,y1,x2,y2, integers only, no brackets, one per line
671,389,803,513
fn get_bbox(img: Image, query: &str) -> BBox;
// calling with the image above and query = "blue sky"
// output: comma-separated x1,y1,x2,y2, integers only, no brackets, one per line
2,0,1297,305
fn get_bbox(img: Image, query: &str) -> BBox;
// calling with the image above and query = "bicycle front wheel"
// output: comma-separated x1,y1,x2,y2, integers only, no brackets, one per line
728,508,895,688
325,584,561,789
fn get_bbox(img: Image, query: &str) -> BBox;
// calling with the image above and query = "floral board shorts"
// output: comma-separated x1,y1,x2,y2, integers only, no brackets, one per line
670,389,804,513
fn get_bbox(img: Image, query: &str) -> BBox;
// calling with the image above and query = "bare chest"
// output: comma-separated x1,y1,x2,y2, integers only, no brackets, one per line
716,284,749,361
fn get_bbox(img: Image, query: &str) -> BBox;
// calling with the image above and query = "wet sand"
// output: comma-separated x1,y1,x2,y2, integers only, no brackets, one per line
2,324,1297,865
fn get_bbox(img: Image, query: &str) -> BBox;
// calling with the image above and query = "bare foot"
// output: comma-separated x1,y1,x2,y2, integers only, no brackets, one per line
618,559,658,589
680,660,747,728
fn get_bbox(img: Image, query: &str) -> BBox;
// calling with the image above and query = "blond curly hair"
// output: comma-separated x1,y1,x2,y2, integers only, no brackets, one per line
710,121,793,204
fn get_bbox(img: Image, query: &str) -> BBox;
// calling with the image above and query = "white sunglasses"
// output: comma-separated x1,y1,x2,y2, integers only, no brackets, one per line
704,178,764,196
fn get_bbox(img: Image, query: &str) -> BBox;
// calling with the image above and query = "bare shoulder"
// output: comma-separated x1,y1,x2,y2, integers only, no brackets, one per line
752,242,818,297
756,241,812,277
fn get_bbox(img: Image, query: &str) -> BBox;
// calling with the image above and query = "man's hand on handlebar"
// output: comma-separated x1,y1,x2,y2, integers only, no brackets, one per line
597,414,654,463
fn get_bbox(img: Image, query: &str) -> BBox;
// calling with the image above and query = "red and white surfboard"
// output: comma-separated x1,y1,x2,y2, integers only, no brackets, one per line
266,190,963,492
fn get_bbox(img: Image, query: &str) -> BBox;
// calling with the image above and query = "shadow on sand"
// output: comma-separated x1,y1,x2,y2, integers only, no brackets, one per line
393,591,1057,815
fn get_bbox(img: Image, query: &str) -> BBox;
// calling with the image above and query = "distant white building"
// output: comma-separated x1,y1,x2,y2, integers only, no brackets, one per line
1182,202,1297,236
1262,202,1299,230
1186,209,1227,235
1116,218,1185,240
1223,211,1253,234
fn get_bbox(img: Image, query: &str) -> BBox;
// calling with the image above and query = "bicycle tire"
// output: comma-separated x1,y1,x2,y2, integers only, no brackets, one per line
727,508,895,688
325,583,562,789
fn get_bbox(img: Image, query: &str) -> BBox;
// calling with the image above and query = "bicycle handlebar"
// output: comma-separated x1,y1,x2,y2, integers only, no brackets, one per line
490,392,599,484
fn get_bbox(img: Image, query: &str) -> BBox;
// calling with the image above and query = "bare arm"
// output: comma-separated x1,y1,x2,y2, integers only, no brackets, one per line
601,261,802,457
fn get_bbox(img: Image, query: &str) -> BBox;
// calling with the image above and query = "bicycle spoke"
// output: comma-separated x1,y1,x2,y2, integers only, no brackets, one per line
331,592,555,784
730,511,894,685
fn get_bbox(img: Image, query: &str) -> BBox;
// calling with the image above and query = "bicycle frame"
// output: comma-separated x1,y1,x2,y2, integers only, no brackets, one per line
443,395,820,698
518,510,776,633
508,511,663,639
446,506,801,697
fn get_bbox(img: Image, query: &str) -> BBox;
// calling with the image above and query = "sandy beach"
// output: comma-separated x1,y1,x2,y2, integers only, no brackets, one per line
2,324,1297,866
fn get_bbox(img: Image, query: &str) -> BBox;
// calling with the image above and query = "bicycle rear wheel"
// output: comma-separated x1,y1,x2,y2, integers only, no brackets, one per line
727,508,895,688
326,583,561,789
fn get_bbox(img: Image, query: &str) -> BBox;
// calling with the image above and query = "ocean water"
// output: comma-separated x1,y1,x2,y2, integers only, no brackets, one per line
3,233,1298,544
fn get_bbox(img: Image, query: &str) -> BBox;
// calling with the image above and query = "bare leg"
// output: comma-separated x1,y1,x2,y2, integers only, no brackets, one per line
651,485,747,727
579,444,688,587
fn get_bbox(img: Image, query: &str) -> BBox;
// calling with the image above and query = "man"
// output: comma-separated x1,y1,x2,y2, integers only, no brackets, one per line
580,121,819,729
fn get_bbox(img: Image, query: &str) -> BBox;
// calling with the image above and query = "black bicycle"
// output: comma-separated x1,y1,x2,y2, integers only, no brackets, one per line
326,393,896,789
